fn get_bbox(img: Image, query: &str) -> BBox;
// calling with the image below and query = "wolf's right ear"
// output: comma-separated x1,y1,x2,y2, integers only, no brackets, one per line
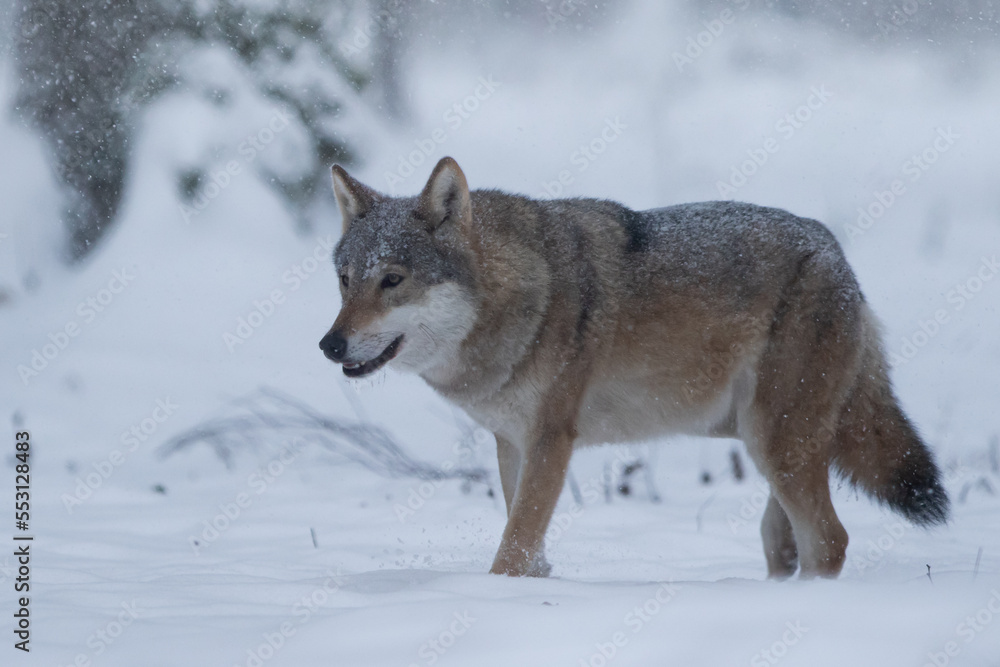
331,165,379,234
417,157,472,235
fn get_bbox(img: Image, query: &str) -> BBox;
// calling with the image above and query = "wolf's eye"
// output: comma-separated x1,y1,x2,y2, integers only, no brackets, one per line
381,273,404,289
340,274,349,289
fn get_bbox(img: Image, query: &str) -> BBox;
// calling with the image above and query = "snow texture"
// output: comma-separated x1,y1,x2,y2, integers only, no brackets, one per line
1,1,1000,665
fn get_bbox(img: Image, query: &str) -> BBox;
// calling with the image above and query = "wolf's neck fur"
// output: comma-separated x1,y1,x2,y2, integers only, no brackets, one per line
419,195,552,404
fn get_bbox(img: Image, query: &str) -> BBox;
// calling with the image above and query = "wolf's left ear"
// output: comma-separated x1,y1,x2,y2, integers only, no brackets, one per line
331,165,379,234
417,157,472,234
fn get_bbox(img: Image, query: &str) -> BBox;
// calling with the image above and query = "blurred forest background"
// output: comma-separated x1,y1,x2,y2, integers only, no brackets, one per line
1,0,998,269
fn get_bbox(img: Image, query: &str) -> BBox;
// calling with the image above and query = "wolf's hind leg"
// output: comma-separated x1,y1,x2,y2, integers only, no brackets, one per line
761,495,798,579
746,415,848,578
744,252,863,578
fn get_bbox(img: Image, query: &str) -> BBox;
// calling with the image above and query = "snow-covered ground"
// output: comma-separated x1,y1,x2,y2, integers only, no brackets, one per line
2,2,1000,665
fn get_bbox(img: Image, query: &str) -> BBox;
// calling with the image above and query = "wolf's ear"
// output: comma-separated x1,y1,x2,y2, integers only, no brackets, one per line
331,165,379,234
417,157,472,234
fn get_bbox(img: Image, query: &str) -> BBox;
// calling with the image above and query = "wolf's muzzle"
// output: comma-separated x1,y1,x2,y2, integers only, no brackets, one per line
319,330,347,361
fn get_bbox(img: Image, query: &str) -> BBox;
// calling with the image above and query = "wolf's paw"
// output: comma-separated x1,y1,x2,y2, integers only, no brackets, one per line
526,554,552,578
489,549,552,577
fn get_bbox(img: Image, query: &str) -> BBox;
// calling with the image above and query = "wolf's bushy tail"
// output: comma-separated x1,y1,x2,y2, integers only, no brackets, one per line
831,306,950,526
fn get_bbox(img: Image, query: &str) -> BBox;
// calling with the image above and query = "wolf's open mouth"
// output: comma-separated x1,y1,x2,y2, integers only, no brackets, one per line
342,335,403,378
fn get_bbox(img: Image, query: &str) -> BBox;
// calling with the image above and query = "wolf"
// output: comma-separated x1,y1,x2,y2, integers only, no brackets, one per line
319,156,949,579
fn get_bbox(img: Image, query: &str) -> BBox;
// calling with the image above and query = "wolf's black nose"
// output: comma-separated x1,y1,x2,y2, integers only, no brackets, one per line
319,331,347,361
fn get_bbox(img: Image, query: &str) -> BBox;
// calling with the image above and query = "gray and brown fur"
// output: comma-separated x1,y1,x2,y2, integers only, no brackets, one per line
319,156,949,579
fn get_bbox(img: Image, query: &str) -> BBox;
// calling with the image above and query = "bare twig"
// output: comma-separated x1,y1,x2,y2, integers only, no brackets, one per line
695,494,715,533
159,387,488,486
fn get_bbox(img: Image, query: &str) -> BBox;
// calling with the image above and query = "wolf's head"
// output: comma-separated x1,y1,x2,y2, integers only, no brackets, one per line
319,157,480,379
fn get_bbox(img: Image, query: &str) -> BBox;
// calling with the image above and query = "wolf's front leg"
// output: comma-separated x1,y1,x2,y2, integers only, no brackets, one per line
489,426,574,577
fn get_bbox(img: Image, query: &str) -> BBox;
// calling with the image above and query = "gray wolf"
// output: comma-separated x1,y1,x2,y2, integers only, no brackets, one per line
319,156,949,579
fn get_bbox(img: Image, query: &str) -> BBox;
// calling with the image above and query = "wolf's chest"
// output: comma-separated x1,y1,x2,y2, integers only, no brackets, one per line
460,369,742,451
